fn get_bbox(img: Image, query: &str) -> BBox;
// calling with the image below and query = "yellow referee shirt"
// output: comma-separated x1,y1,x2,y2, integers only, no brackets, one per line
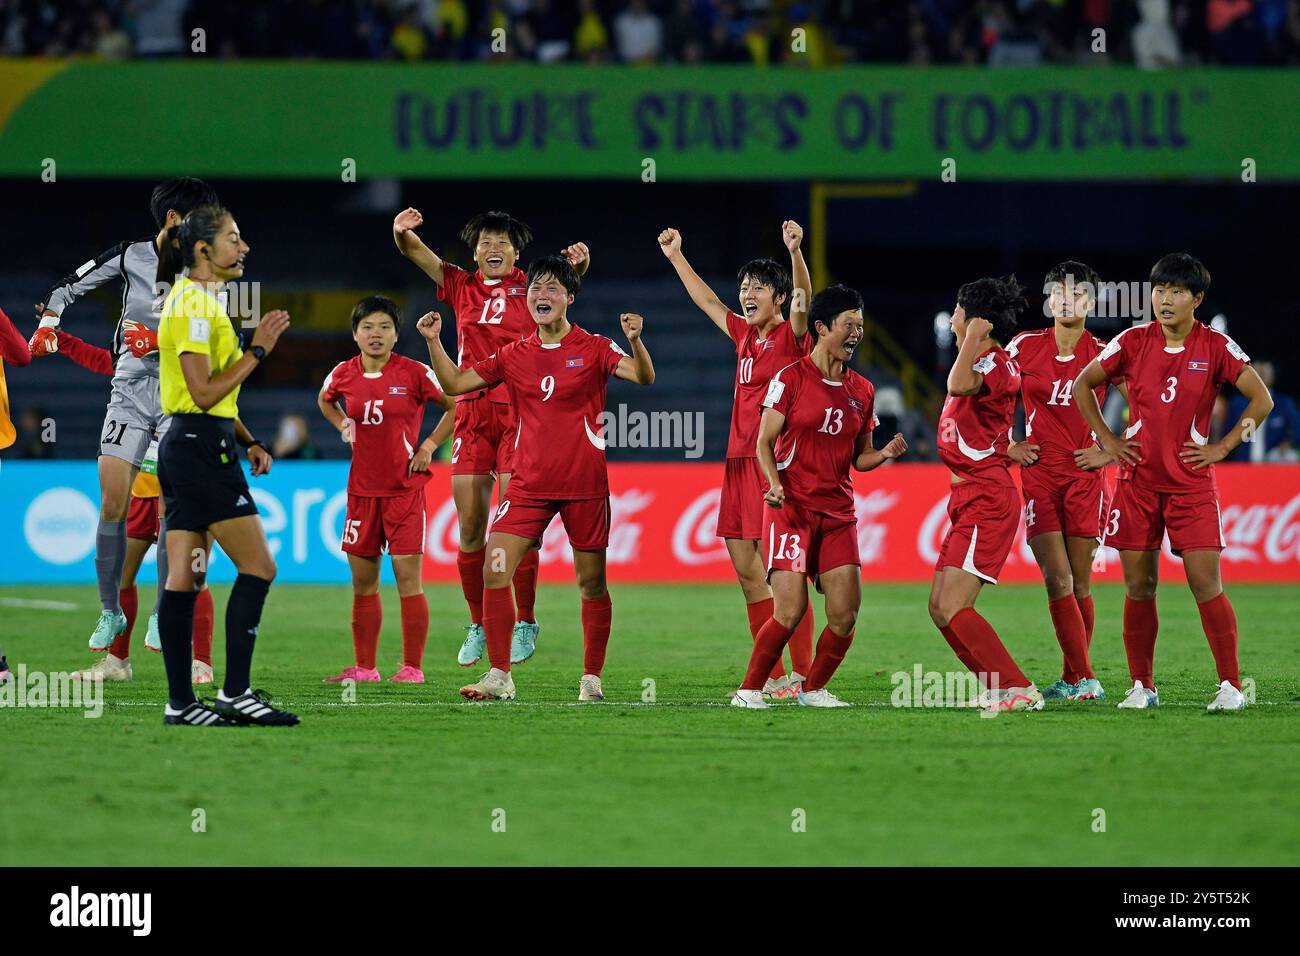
158,275,243,419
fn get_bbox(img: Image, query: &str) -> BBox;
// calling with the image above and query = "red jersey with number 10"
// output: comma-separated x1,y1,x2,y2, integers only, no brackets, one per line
1006,328,1108,478
437,261,532,404
1096,320,1249,493
321,354,444,497
937,345,1020,486
725,311,811,459
473,324,625,500
762,357,877,521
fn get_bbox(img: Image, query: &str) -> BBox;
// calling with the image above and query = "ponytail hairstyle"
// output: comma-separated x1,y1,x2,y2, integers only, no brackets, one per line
956,274,1027,345
155,204,231,289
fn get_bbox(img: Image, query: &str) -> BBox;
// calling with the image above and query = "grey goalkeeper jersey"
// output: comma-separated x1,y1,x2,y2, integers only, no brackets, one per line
45,236,163,383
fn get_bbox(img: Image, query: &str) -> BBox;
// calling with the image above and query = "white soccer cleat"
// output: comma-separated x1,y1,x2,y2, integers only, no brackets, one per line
981,685,1045,715
1116,681,1159,709
955,686,999,709
730,688,771,709
578,674,604,701
762,674,798,700
192,660,214,685
1206,679,1246,712
460,667,516,701
797,687,851,708
71,654,132,683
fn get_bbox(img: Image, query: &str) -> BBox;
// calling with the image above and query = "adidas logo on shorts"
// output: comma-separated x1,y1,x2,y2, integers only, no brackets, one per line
235,494,249,506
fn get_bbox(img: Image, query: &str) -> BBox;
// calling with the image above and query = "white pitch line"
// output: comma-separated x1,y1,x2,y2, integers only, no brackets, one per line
0,597,80,611
96,699,1295,710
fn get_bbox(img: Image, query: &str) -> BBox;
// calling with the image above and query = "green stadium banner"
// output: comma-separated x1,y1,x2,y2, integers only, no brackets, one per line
0,61,1296,180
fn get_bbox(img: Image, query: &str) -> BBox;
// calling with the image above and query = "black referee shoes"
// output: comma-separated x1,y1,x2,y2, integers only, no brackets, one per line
215,688,301,726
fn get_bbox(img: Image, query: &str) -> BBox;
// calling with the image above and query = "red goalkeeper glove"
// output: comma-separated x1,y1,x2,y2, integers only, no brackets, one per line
122,319,158,358
29,326,58,356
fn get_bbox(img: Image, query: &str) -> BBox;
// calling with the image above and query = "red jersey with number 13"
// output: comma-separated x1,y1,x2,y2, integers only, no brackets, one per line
725,311,811,459
1006,328,1108,478
437,261,532,403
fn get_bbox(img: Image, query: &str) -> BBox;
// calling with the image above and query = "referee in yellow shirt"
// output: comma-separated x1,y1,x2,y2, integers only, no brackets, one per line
155,205,297,727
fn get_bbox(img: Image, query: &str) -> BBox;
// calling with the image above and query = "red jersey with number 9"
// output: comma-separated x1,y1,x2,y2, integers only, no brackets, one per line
437,261,532,404
1006,328,1108,478
937,345,1020,487
1096,320,1249,493
321,354,444,497
725,311,811,460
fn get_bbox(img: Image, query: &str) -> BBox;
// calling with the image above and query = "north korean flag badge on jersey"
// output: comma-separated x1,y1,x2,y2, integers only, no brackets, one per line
1187,361,1209,373
566,357,585,369
389,385,408,395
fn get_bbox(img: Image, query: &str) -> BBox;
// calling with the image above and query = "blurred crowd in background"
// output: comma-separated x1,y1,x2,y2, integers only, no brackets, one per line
5,0,1300,67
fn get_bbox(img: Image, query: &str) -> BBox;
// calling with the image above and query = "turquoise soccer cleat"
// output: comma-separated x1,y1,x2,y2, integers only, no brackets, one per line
1071,677,1105,700
1041,678,1076,700
510,621,540,665
88,609,127,652
144,612,161,653
457,623,486,667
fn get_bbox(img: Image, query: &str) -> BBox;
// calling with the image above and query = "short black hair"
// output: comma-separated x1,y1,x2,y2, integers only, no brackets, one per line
460,211,534,253
736,259,792,313
1045,259,1100,296
150,177,220,230
1150,252,1210,297
809,285,863,338
957,274,1027,345
350,295,403,334
527,255,581,296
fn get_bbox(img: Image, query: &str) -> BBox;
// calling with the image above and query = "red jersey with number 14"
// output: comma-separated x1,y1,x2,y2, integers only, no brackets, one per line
725,311,811,459
473,324,625,500
938,345,1020,486
1006,328,1108,478
762,357,877,521
437,261,532,404
321,354,445,497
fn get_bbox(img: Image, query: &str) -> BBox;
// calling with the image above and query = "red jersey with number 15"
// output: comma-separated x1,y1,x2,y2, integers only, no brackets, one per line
724,311,811,459
1006,328,1108,478
473,324,625,500
762,357,877,521
437,261,532,404
321,354,445,497
937,345,1020,486
1096,320,1249,493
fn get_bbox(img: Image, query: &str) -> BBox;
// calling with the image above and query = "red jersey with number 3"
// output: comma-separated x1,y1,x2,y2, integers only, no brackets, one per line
473,324,625,500
321,354,445,497
762,357,877,521
1006,328,1108,478
725,311,811,459
437,261,532,404
1096,320,1249,493
938,345,1020,487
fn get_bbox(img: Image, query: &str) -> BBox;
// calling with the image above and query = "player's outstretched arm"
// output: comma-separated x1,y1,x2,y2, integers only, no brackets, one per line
32,241,130,353
416,311,488,396
48,329,113,375
1072,359,1139,467
562,242,592,277
855,431,907,472
393,207,445,286
657,228,730,336
946,317,991,396
614,313,654,385
1181,364,1274,470
784,220,810,339
0,308,32,368
756,408,786,508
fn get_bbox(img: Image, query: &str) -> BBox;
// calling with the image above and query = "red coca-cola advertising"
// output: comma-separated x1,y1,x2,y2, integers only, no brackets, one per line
421,463,1300,583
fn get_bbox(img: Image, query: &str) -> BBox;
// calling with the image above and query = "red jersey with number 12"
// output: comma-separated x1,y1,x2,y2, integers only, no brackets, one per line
437,261,532,404
321,354,444,497
938,345,1020,486
725,311,811,459
1006,328,1108,478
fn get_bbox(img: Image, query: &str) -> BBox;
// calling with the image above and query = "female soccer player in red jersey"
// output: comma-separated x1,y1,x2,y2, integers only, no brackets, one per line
658,222,816,699
318,296,454,684
733,286,906,708
1073,253,1273,711
418,255,654,702
1004,261,1115,702
0,306,32,684
929,275,1046,714
394,208,590,669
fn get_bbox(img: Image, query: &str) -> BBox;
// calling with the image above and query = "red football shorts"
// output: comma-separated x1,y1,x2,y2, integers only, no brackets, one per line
717,457,766,540
763,501,860,592
492,494,610,551
451,397,517,477
935,481,1020,584
342,490,427,557
1020,467,1105,541
1105,480,1224,554
126,495,160,541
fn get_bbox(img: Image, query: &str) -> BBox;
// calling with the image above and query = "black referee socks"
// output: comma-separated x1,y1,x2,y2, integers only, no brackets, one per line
224,573,271,698
158,589,199,710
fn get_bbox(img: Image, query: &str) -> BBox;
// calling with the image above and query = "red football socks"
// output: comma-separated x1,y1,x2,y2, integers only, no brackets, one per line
1122,595,1158,689
1197,591,1240,689
191,587,214,666
939,623,983,678
111,586,137,659
804,626,853,692
456,549,486,626
789,604,814,678
947,607,1030,689
742,618,795,690
483,585,515,672
1048,594,1093,683
351,592,382,671
581,592,613,676
745,597,785,679
1077,593,1095,647
400,592,429,669
513,550,539,624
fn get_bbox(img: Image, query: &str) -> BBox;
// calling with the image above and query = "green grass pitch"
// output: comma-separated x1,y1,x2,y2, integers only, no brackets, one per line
2,582,1297,866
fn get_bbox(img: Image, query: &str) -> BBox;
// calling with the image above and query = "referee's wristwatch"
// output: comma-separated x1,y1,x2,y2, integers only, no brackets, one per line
249,345,267,362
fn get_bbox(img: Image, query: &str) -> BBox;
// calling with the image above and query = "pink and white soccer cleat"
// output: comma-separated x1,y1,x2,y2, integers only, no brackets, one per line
322,665,381,683
388,665,425,683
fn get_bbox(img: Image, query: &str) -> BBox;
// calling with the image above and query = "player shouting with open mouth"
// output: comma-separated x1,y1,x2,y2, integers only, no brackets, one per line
419,255,654,702
733,286,906,709
394,208,591,669
1073,253,1273,712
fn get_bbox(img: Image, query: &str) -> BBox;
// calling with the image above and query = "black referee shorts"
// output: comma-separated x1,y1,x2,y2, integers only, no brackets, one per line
158,414,259,532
